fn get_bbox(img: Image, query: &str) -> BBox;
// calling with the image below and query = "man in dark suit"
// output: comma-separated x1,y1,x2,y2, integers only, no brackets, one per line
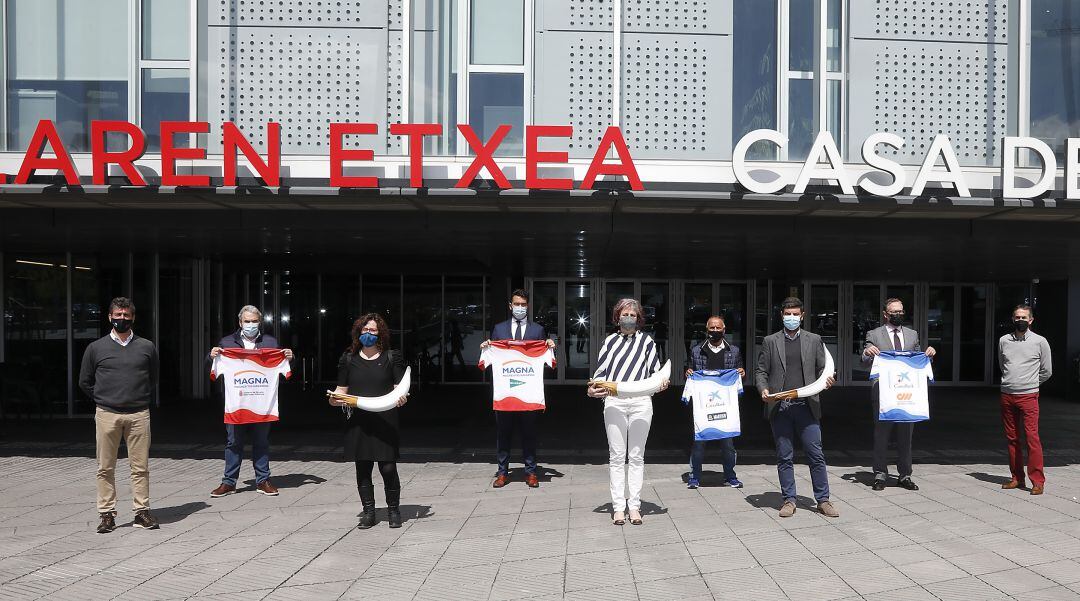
755,297,838,518
861,298,936,491
482,289,555,488
208,305,293,498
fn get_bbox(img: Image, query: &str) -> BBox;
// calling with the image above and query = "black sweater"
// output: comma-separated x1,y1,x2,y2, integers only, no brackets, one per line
78,334,159,412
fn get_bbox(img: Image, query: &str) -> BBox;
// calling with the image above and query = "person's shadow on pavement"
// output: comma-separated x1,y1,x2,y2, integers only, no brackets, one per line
242,473,327,491
744,491,816,510
153,501,211,525
967,472,1012,486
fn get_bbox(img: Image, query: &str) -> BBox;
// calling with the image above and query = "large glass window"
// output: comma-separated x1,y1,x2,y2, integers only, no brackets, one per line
5,0,130,152
3,256,68,415
141,69,189,151
927,286,955,382
781,0,844,160
468,73,525,156
732,1,778,159
142,0,190,61
564,281,591,380
412,0,459,155
1030,0,1080,159
959,285,987,381
444,276,487,382
470,0,524,65
641,283,669,364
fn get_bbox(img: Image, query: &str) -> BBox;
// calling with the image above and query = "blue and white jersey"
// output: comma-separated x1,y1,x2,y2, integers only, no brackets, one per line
681,369,742,441
870,351,934,422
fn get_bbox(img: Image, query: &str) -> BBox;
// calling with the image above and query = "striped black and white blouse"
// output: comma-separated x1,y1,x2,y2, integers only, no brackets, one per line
593,331,662,383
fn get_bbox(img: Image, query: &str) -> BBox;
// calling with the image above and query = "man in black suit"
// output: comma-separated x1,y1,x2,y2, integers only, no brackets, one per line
208,305,293,498
482,289,555,488
861,298,936,491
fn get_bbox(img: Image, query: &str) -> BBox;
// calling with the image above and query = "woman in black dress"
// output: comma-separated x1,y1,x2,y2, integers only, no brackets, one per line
328,313,408,529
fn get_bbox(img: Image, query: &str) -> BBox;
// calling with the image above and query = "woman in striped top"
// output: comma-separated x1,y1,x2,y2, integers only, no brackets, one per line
587,298,668,525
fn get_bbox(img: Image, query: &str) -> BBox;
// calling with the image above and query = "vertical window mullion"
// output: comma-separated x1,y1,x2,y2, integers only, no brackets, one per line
523,0,533,127
456,0,469,154
778,0,789,161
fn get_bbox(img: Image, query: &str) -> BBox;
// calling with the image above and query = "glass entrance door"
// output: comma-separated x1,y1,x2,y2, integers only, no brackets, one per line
849,283,917,384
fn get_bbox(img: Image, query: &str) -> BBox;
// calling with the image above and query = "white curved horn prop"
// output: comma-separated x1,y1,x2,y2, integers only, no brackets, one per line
591,360,672,397
330,366,411,412
770,345,834,400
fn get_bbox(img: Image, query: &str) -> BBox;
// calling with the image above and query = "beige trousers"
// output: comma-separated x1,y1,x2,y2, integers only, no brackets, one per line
95,407,151,513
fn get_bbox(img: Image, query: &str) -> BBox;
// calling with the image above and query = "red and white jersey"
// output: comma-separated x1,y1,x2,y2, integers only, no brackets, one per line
210,348,292,424
478,340,555,411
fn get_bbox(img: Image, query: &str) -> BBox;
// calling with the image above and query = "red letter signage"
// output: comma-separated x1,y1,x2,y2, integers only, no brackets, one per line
223,122,280,187
525,125,573,190
160,121,211,186
91,121,147,185
390,123,441,187
455,124,512,189
329,123,379,188
15,120,80,185
582,127,643,191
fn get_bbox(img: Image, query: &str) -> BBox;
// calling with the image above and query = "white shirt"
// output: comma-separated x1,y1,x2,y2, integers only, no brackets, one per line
885,325,904,350
241,336,257,350
511,319,528,340
706,340,727,354
110,330,133,347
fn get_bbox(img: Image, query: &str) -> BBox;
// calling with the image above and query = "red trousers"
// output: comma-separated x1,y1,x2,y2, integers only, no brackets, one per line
1000,392,1044,487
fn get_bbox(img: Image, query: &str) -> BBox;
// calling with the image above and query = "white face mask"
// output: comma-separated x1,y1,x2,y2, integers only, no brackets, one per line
782,315,802,331
511,306,528,321
241,323,260,338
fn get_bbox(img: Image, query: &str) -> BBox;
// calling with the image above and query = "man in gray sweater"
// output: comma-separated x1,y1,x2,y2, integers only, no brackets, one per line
78,297,160,533
998,304,1052,496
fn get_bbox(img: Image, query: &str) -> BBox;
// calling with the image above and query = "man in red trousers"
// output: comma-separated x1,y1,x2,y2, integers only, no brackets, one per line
998,304,1052,495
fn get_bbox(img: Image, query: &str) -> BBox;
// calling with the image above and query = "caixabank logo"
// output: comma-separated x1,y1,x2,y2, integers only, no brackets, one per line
232,369,271,398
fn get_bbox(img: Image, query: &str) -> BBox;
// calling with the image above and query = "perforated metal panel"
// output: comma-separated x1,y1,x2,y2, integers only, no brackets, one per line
386,30,404,155
620,34,731,160
847,0,1010,166
534,32,614,158
207,27,389,154
388,0,404,30
623,0,731,34
848,41,1007,165
537,0,614,32
851,0,1008,43
210,0,388,29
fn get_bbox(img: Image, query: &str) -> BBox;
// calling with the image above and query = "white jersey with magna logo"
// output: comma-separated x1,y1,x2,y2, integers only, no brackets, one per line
478,340,555,411
870,351,934,422
211,348,292,424
681,369,743,440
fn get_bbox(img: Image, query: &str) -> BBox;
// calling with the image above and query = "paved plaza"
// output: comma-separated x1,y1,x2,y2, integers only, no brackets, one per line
2,451,1080,600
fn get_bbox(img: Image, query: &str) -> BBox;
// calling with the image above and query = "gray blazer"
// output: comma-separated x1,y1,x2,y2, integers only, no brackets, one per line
754,329,829,420
862,325,922,412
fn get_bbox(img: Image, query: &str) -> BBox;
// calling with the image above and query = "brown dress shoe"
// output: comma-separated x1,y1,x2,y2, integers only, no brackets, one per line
1030,485,1044,495
256,480,279,496
1002,480,1023,490
210,483,236,498
492,474,510,488
818,501,840,518
526,474,539,488
779,501,796,518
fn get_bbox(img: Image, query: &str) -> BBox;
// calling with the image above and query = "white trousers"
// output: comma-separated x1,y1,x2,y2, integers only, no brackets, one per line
604,395,653,512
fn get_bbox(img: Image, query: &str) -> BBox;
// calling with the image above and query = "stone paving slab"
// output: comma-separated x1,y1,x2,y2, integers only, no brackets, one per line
0,456,1079,599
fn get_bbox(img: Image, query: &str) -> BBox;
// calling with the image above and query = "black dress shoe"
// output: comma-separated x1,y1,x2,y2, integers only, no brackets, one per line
872,480,886,491
898,478,919,491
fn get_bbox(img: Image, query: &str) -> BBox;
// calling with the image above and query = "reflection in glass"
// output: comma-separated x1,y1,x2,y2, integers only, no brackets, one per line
789,0,815,71
4,255,69,415
320,274,361,381
1030,0,1080,159
827,79,842,150
72,255,125,414
403,276,443,386
788,78,815,160
470,0,524,65
445,277,487,382
412,0,458,155
826,0,842,72
684,283,712,362
927,286,955,382
564,282,591,380
717,284,747,353
641,283,669,364
142,0,190,60
142,69,189,151
361,275,402,349
959,285,987,381
732,0,778,159
810,285,840,366
468,72,524,156
851,284,879,381
531,281,559,346
755,281,769,344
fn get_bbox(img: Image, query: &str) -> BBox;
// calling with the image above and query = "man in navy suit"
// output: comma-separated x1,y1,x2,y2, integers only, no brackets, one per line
482,289,555,488
208,305,293,498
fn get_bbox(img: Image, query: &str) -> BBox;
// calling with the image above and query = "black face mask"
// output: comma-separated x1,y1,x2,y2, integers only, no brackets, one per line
111,318,133,334
1014,320,1030,333
707,330,724,343
887,313,904,327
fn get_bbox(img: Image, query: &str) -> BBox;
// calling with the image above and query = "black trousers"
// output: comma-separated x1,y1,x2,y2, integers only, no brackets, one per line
873,421,914,480
496,410,538,476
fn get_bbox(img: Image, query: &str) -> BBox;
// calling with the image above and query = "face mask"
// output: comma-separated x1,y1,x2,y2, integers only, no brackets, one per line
887,313,904,327
359,332,379,348
782,315,802,331
241,323,260,338
511,306,528,321
707,330,724,343
111,318,133,334
1014,320,1030,333
618,316,638,331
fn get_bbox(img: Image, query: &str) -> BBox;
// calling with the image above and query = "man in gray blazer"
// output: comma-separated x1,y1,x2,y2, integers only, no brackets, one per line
755,297,837,518
861,298,936,491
